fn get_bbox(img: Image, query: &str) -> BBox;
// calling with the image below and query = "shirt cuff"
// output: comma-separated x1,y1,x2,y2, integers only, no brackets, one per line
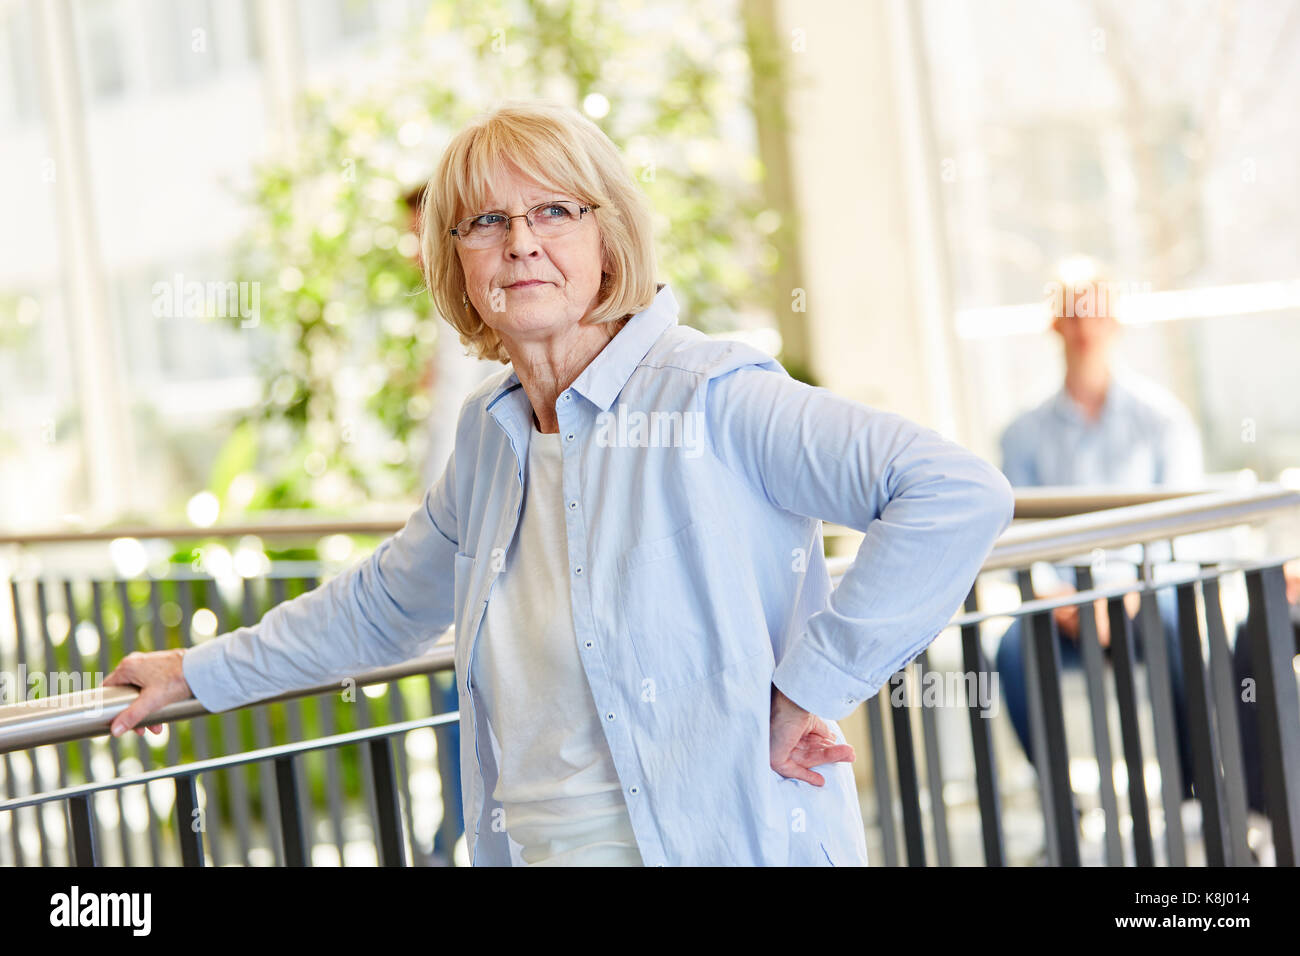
772,634,875,721
181,635,244,714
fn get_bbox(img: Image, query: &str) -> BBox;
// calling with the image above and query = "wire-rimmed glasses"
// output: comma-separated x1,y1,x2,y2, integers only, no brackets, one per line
449,200,599,248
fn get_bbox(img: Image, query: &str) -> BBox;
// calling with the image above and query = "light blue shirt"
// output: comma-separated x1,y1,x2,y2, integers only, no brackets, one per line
181,283,1015,866
999,366,1205,590
999,367,1204,489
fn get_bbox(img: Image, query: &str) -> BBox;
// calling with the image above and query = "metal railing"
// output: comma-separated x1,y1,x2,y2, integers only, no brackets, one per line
1,485,1298,866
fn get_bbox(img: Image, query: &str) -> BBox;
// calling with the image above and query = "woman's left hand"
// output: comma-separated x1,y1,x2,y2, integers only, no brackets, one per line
770,685,856,786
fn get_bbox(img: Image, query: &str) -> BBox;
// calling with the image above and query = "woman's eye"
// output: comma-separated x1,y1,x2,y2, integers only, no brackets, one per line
540,204,568,218
475,214,505,226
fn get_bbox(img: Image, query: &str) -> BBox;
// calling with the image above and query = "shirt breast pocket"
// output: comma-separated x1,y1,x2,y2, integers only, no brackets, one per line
615,520,750,696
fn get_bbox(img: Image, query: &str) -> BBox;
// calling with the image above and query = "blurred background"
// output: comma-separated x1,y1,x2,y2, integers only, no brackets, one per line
2,0,1297,530
1,0,1298,867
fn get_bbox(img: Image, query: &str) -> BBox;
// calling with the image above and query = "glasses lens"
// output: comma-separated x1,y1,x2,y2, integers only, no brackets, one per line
530,202,583,235
459,214,506,247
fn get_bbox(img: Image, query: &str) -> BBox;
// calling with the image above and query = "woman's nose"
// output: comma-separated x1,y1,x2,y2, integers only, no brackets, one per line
505,219,542,258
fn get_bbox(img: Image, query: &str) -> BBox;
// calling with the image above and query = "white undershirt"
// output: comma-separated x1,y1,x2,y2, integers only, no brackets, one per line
472,419,643,866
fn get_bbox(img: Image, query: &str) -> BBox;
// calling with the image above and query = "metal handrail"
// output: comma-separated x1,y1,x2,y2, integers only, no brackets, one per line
2,487,1296,756
0,485,1245,545
825,485,1299,577
0,644,455,755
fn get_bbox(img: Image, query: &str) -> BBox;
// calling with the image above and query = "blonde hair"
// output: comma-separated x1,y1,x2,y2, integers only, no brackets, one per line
419,101,660,363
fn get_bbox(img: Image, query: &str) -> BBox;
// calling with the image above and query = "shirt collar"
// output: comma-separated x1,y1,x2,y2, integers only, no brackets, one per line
485,282,678,415
1051,366,1130,426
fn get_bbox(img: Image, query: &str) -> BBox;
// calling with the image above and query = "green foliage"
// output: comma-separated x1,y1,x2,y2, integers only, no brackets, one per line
220,0,781,510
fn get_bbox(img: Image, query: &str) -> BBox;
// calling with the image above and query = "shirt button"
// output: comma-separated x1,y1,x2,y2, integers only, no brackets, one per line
584,640,593,648
574,565,583,575
565,432,575,441
568,500,578,510
606,712,615,720
562,392,571,401
629,785,639,795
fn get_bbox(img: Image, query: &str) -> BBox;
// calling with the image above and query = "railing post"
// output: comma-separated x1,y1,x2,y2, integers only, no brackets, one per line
865,691,898,866
1073,566,1123,866
960,587,1005,866
67,793,98,866
1200,573,1252,864
1016,570,1078,866
1243,565,1300,866
887,668,926,866
174,772,206,867
275,755,308,866
1108,595,1154,865
1175,581,1229,865
369,737,406,867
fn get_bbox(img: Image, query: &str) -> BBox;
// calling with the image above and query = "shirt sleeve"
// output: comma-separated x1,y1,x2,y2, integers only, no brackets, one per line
705,364,1016,721
181,447,461,714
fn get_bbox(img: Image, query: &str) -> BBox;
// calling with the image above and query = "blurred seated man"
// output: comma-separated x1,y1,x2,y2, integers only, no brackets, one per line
994,258,1205,802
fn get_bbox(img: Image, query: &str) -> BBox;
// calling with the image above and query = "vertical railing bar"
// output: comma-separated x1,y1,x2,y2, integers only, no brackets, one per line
301,575,347,863
205,580,253,865
865,690,898,866
177,578,220,866
1135,570,1186,865
916,649,951,865
275,755,308,866
1243,565,1300,866
174,771,205,867
148,580,182,771
61,581,99,849
430,670,461,865
67,793,98,866
12,579,51,865
1108,595,1154,865
888,668,926,866
92,581,133,867
1073,566,1123,866
384,663,420,867
242,578,285,866
3,580,28,865
1016,569,1074,865
1175,582,1229,866
271,577,314,863
960,587,1004,866
36,580,75,863
1201,573,1252,865
368,736,406,866
116,579,164,866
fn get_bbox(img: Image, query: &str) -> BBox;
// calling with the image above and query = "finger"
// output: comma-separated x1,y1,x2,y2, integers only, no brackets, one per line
794,742,856,767
774,762,826,786
148,724,163,734
111,701,147,737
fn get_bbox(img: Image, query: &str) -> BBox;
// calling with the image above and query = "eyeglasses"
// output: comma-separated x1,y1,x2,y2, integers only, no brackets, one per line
449,200,598,249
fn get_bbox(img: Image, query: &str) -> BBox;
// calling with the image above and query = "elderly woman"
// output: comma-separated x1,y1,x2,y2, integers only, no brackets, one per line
106,101,1014,867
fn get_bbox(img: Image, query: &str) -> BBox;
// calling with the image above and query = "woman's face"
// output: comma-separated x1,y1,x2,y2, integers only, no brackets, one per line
455,163,606,348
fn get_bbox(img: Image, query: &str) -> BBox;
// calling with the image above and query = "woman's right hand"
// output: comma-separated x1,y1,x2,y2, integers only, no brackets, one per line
103,649,194,738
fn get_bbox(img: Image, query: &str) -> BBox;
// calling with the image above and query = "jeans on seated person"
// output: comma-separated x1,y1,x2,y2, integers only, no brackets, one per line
994,585,1196,801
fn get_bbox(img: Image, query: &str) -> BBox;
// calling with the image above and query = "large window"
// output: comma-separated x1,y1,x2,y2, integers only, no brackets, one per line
921,0,1300,478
